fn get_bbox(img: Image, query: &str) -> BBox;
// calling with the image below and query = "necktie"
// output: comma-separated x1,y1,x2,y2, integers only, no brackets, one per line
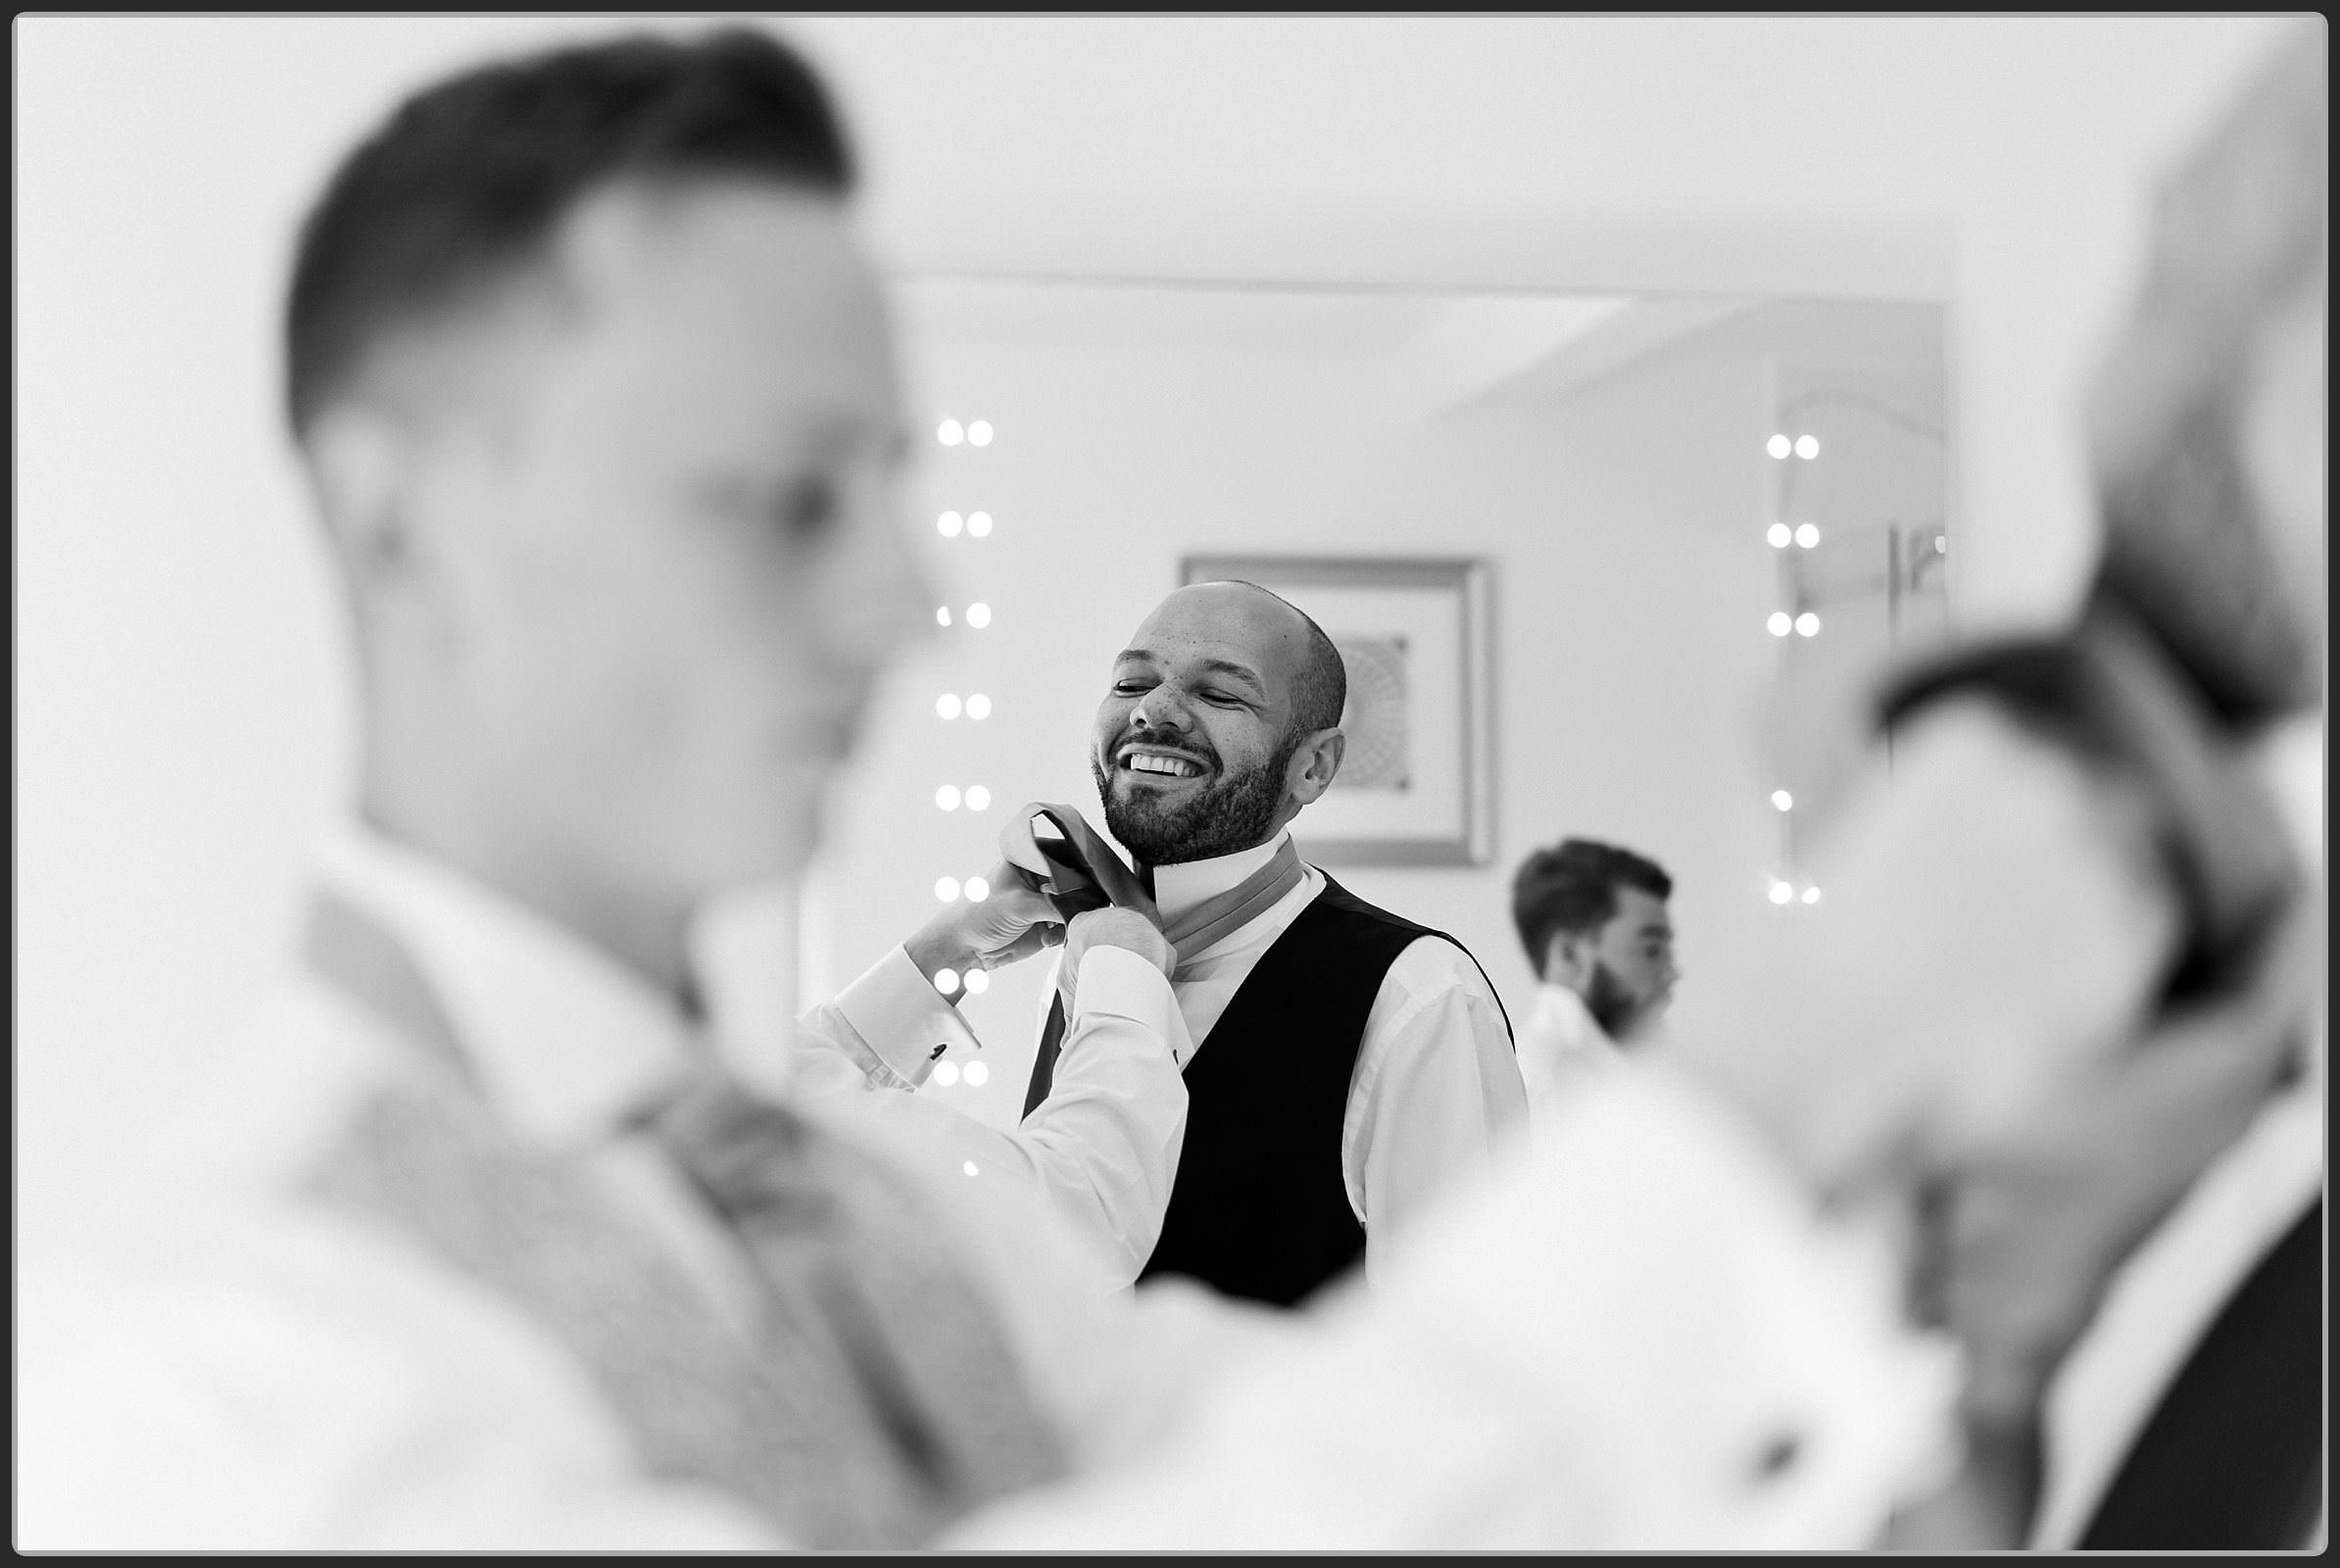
1007,804,1307,1118
299,888,1065,1546
644,1073,1067,1523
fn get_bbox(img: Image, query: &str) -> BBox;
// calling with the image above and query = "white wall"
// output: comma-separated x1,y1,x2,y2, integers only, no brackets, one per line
15,16,2301,1217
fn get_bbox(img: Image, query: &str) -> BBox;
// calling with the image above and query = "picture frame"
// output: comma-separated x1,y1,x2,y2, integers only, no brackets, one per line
1180,556,1494,866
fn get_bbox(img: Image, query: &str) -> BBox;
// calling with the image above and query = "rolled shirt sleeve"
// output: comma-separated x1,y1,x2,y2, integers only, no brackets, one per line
796,945,1190,1289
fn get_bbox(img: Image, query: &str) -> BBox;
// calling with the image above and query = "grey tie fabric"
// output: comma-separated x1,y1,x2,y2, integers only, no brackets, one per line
642,1070,1068,1517
1012,805,1308,1118
296,888,1065,1547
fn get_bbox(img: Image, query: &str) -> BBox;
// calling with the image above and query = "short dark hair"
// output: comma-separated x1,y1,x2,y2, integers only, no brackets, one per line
1511,838,1673,969
285,27,853,437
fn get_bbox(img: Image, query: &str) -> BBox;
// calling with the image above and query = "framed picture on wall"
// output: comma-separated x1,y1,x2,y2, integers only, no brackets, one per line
1180,556,1494,866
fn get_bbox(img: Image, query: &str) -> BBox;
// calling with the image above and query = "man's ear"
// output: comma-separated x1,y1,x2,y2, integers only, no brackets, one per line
303,406,428,598
1542,929,1589,988
1285,727,1345,808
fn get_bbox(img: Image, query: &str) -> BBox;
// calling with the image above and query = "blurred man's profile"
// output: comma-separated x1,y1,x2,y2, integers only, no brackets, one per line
1864,31,2325,1549
1508,838,1678,1129
2005,32,2326,1548
22,31,1186,1546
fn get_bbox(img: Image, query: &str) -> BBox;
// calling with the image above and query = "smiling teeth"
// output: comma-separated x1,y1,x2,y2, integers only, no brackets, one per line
1128,754,1201,777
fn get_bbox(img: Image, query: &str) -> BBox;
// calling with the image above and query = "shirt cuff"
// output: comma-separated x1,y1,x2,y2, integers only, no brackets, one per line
832,945,982,1088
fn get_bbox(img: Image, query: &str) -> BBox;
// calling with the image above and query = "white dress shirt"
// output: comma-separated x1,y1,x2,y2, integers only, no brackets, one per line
797,940,1188,1291
2029,713,2327,1548
1515,982,1630,1132
19,822,1957,1551
828,830,1529,1289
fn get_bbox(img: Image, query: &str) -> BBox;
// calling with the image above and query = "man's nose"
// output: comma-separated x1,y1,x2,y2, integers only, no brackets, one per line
826,500,935,672
1131,688,1193,732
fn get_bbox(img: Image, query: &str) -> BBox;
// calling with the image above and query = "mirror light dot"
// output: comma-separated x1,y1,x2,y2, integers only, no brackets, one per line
1795,612,1822,638
967,512,994,537
964,785,992,811
1767,523,1792,548
1767,612,1793,637
966,602,993,628
1769,881,1795,905
1795,434,1820,460
936,693,962,719
935,785,962,811
962,1160,980,1177
963,1059,991,1086
937,511,963,538
934,965,960,993
967,419,994,447
963,969,991,996
932,1060,961,1087
1767,433,1793,460
934,878,961,904
937,419,964,447
964,876,992,903
1801,886,1822,905
1935,536,1948,554
1795,523,1821,549
966,694,992,719
1771,790,1794,811
935,606,952,627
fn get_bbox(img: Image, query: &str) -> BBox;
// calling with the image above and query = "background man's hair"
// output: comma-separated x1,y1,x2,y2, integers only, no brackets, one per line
285,27,853,438
1511,837,1673,968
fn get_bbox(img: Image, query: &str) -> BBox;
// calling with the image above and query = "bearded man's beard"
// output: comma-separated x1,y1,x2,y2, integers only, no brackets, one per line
1583,961,1649,1042
1094,729,1299,867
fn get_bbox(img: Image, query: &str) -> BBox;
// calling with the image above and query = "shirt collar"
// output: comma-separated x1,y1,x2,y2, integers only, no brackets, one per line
1148,830,1292,926
312,819,700,1151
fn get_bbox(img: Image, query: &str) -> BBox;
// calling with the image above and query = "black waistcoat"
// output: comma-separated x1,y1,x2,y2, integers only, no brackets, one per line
2077,1195,2324,1549
1138,875,1506,1309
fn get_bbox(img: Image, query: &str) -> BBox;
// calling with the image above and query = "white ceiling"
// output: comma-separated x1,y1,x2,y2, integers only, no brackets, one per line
778,14,2284,299
893,277,1786,418
897,277,1672,418
895,277,1455,359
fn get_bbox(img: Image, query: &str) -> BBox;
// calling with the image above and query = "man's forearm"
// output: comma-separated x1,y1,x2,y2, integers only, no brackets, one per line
799,943,1188,1288
902,917,977,988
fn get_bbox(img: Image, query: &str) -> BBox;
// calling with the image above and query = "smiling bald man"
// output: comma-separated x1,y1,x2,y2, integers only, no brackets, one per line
857,580,1529,1306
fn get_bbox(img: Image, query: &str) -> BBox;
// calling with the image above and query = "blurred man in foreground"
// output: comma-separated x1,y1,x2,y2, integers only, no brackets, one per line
15,24,2320,1552
1957,33,2326,1547
1508,837,1678,1128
